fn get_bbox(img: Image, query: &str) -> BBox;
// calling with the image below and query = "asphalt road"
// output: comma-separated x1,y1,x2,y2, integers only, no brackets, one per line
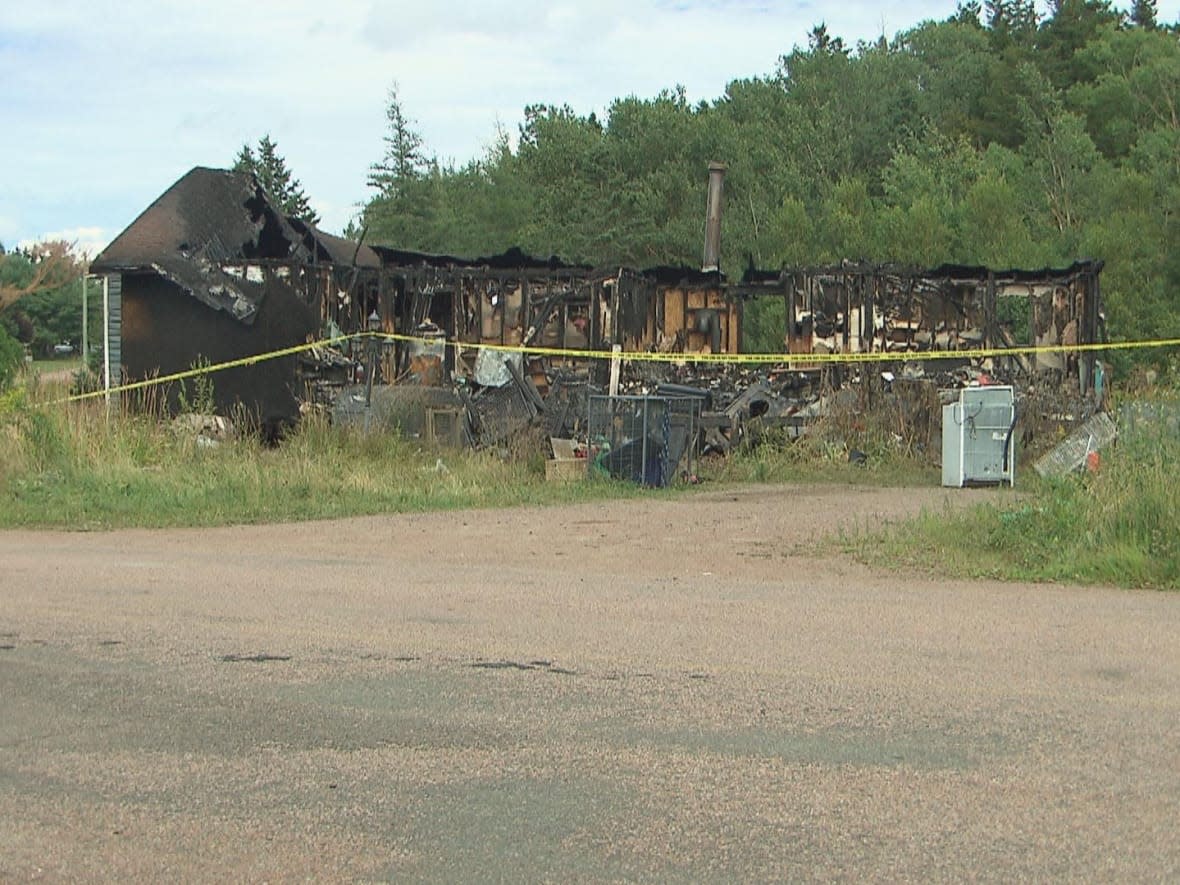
1,484,1177,882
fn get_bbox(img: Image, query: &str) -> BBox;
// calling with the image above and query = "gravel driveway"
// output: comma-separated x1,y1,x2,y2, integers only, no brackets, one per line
1,484,1177,881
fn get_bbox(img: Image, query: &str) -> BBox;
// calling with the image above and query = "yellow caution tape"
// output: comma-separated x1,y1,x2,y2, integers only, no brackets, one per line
367,331,1180,365
55,335,360,405
47,330,1180,406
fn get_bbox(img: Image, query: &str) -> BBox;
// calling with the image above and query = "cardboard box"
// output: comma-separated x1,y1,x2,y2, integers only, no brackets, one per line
545,458,587,482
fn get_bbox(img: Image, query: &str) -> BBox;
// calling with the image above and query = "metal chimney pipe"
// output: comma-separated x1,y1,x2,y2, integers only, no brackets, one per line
701,161,727,273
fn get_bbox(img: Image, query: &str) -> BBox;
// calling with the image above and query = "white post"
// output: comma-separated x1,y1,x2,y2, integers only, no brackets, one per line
608,344,622,397
102,275,111,406
81,273,88,364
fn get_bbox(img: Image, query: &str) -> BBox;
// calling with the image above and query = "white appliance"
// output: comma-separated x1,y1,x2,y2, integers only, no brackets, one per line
942,385,1016,487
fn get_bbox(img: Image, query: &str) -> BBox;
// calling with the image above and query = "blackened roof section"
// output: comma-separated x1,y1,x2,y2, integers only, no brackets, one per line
370,246,723,287
369,246,465,268
370,244,591,273
477,246,577,271
639,265,724,288
92,167,309,270
89,167,375,324
287,217,380,269
740,259,1104,286
925,260,1104,283
89,168,306,323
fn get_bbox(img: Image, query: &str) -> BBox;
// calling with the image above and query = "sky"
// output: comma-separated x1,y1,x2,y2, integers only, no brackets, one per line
2,1,1177,257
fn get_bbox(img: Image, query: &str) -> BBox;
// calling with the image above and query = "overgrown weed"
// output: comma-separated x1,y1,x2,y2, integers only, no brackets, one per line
0,388,643,529
852,418,1180,590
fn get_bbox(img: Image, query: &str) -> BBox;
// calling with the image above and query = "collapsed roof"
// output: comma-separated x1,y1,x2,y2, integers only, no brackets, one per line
370,245,724,289
90,167,378,324
370,245,586,273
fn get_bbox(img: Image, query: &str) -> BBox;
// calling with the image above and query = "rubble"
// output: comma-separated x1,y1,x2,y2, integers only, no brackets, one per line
172,413,236,448
331,384,468,444
1033,411,1118,478
315,303,1109,491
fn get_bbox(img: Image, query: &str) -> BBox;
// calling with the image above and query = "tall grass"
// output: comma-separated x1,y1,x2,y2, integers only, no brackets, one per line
0,391,642,530
0,372,943,530
854,420,1180,590
716,427,941,487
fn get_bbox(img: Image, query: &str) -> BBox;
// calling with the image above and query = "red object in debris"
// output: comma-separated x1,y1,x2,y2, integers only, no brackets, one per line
977,372,992,385
1086,451,1101,474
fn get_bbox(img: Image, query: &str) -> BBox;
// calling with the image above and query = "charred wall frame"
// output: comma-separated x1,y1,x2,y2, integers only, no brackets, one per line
366,251,738,388
735,261,1106,393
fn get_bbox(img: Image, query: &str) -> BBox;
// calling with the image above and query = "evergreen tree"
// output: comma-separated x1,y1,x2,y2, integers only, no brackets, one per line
807,23,847,55
1131,0,1158,28
232,134,320,225
1037,0,1124,90
950,2,984,26
232,143,257,178
984,0,1038,47
368,82,427,198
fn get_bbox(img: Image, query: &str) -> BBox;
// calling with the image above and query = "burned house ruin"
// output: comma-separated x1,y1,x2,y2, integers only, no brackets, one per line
89,166,740,424
330,249,737,449
371,247,738,390
89,165,1107,469
89,167,382,426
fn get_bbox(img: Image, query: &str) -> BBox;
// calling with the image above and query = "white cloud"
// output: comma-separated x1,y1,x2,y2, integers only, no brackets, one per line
3,0,1180,244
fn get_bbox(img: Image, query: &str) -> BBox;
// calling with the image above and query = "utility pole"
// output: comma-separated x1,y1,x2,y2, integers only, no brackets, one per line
81,273,88,364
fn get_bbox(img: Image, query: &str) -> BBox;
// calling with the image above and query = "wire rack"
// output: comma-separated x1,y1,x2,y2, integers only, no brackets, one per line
587,394,701,487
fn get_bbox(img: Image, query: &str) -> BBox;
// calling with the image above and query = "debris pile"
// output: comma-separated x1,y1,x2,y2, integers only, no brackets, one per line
326,337,1109,483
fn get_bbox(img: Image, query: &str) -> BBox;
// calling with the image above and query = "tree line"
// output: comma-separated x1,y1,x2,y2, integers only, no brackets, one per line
354,1,1179,358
